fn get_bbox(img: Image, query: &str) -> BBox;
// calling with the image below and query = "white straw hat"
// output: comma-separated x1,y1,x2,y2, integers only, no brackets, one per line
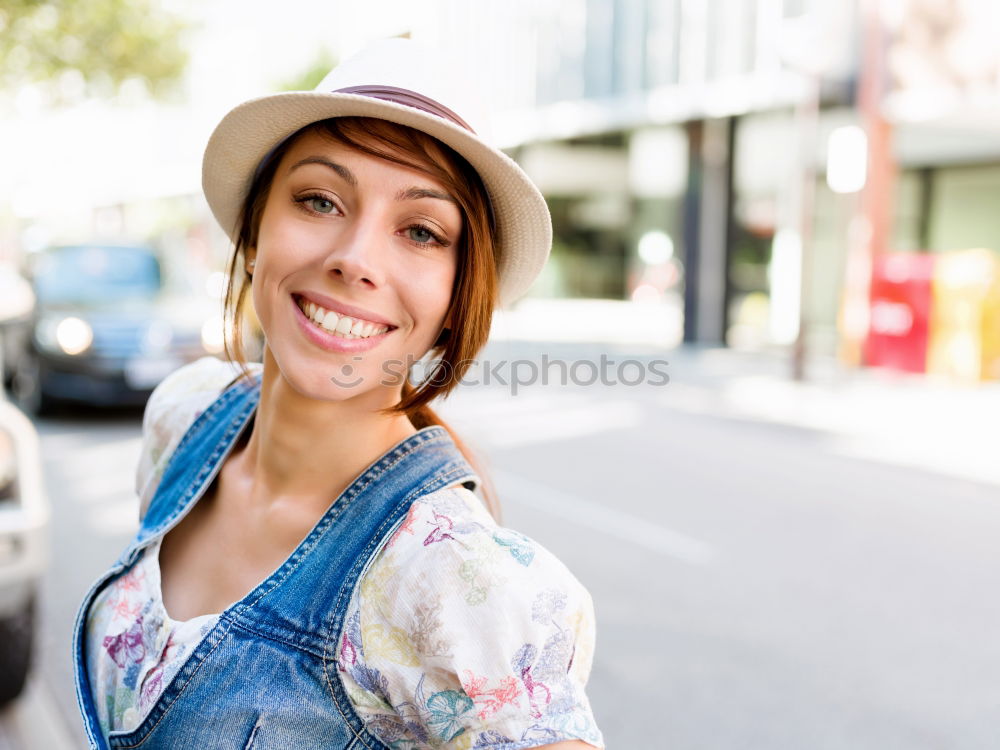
202,37,551,306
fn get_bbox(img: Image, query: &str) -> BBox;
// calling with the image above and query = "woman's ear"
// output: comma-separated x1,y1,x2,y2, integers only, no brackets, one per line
245,251,257,276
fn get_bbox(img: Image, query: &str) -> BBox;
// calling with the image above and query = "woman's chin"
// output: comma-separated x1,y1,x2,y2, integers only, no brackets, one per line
275,361,398,406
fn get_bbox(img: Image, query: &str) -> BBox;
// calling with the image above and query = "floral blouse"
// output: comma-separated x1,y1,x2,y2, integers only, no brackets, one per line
86,356,604,749
86,537,217,734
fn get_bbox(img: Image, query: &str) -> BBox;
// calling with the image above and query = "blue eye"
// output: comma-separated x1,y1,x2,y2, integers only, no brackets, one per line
308,197,335,214
408,225,436,244
294,193,337,215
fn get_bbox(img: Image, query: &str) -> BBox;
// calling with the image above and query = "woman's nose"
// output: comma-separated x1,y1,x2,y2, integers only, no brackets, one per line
322,214,387,289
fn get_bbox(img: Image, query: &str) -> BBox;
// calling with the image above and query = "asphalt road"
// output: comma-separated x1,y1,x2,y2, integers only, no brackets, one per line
4,351,999,749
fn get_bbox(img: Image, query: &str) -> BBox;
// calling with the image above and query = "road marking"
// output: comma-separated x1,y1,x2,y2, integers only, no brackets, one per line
0,678,77,750
495,470,717,565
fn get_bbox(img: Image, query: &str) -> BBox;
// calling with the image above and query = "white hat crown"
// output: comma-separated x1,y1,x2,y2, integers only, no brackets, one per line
315,39,492,141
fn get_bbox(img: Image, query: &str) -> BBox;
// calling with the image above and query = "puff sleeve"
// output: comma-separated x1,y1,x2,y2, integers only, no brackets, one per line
336,487,604,749
135,356,255,521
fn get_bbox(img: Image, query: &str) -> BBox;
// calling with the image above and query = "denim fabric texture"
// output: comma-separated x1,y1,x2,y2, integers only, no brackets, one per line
72,370,479,749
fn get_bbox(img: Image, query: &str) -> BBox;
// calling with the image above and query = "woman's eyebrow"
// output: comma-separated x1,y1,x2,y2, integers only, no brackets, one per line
395,187,456,204
288,157,356,186
288,156,455,204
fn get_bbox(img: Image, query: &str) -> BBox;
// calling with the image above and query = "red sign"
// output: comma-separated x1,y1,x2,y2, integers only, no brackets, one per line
864,253,935,373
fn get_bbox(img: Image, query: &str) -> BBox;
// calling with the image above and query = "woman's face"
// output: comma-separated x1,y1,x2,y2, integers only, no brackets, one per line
248,128,461,402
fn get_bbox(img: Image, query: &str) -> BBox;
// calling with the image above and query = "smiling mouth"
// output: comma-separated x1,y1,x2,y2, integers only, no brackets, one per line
295,296,394,340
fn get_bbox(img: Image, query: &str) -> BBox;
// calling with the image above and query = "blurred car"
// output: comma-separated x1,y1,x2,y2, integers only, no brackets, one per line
8,244,226,414
0,264,36,384
0,348,49,706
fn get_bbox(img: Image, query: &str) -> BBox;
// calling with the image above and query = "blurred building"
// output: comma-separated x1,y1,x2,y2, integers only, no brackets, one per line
421,0,1000,364
8,0,1000,367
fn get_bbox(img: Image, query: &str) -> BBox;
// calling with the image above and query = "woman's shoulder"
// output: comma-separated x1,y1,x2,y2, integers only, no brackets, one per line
364,486,596,626
371,486,596,649
144,356,258,419
337,486,603,748
141,355,255,454
135,356,261,518
381,486,574,590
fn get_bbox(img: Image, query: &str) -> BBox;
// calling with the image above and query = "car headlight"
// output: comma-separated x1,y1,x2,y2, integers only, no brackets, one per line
56,316,93,354
36,315,93,355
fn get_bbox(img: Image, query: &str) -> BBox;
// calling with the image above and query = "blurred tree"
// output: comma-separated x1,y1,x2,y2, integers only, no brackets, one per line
0,0,190,100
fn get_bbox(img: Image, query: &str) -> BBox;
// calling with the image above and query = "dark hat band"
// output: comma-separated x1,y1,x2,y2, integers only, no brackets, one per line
332,85,476,134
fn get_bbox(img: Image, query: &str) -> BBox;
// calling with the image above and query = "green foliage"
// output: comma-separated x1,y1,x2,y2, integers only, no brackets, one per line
0,0,190,99
276,48,339,92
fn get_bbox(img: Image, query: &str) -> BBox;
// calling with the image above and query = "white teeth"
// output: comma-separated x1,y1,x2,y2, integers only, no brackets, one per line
321,310,340,331
298,297,390,339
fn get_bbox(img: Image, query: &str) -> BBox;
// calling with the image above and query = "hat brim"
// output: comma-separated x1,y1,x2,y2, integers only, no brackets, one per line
202,91,551,306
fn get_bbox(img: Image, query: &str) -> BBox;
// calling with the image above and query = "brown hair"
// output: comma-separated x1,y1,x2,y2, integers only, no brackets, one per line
221,116,500,517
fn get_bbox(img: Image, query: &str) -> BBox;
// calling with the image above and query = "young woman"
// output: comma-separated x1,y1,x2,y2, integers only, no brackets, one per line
73,39,603,750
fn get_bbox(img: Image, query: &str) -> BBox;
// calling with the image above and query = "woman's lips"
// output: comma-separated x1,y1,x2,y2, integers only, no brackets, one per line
293,290,396,328
291,294,393,353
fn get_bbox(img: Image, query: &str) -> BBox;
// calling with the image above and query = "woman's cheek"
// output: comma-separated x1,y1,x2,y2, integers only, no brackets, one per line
249,269,273,335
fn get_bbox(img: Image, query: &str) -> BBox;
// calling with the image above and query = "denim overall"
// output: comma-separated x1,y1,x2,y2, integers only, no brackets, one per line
72,372,479,749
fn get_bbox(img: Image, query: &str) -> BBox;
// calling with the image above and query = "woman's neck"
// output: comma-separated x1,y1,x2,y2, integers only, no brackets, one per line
234,348,418,512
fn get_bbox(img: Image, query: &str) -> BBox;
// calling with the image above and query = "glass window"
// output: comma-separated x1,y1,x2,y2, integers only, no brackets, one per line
33,245,162,304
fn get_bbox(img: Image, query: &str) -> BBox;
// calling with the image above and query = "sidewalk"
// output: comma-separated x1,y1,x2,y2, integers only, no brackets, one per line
483,312,997,488
656,345,999,488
